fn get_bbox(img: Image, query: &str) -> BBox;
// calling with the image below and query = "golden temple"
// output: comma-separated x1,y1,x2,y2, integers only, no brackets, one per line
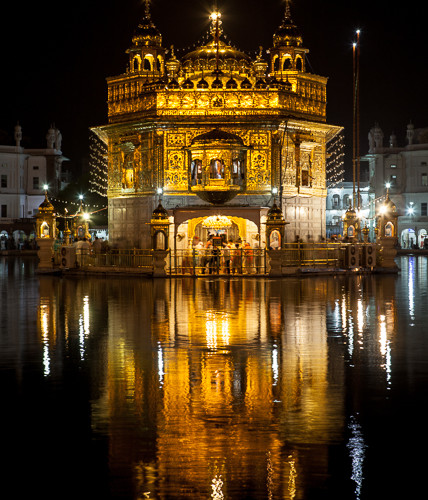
93,0,342,249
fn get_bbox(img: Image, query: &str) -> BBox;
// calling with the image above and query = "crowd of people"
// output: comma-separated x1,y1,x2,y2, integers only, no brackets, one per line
183,236,263,274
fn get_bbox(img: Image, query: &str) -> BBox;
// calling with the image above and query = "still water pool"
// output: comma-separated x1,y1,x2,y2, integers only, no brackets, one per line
1,256,427,499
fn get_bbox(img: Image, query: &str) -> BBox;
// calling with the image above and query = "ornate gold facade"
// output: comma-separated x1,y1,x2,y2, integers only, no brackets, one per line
93,1,342,248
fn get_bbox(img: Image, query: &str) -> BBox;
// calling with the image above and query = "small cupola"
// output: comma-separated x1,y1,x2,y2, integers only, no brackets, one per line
126,0,165,76
270,0,308,75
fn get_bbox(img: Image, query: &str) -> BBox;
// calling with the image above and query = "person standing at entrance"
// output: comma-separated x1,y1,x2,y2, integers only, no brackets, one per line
231,242,242,274
223,242,231,274
243,242,253,274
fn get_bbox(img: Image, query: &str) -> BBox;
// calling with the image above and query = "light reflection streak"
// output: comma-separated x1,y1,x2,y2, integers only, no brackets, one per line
357,299,364,335
211,474,224,499
206,311,229,350
348,316,354,358
79,296,90,359
408,257,415,323
333,299,340,330
379,315,392,387
272,346,278,386
288,456,297,499
347,414,366,499
158,342,164,386
40,304,51,376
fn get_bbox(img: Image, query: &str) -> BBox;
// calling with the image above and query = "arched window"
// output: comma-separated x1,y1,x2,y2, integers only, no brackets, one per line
133,57,140,72
343,194,350,209
283,58,292,70
296,57,303,71
190,159,203,185
144,57,152,71
332,194,340,209
210,159,225,179
156,56,162,72
154,231,166,250
273,56,279,72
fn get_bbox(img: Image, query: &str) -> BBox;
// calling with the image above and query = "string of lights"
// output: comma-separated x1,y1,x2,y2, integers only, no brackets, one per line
326,131,345,188
89,131,108,197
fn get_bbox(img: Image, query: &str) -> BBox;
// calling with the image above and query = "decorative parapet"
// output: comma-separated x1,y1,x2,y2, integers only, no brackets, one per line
107,85,327,124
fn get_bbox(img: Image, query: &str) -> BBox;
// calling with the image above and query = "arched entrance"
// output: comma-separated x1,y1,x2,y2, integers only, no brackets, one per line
419,229,427,249
401,228,416,249
171,208,267,275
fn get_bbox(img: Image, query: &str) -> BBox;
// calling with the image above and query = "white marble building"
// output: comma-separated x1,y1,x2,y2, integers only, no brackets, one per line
0,124,69,245
362,122,428,248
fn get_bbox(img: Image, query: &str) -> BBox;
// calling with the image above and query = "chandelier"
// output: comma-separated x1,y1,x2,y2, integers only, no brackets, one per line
202,215,232,230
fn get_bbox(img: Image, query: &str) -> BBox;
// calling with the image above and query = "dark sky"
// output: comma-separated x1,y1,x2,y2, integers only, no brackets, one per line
1,0,427,179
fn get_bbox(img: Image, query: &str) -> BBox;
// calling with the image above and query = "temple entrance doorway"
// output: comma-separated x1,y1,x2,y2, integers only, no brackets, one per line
172,214,266,275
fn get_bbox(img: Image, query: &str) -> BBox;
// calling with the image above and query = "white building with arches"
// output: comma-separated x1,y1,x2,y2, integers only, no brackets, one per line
326,181,372,239
363,122,428,248
0,124,69,248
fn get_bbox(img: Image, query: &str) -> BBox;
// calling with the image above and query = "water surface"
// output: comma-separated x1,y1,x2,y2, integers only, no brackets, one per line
1,256,427,499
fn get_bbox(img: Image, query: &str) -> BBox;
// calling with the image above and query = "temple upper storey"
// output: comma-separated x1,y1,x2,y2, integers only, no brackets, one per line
106,3,327,124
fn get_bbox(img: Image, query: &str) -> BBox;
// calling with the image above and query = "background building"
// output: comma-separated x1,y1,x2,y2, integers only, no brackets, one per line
363,122,428,248
0,123,68,248
93,2,342,250
326,181,372,239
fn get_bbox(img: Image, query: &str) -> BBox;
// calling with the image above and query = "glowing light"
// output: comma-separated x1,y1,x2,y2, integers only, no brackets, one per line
43,184,49,191
202,215,232,230
379,205,387,215
156,187,163,194
210,11,221,21
272,186,278,195
407,206,414,215
385,182,391,189
83,212,90,220
79,194,84,200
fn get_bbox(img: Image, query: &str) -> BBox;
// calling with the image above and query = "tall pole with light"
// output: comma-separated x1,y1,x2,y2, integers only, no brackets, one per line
352,30,361,211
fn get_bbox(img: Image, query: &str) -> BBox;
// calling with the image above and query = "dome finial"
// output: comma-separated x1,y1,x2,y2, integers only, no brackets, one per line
285,0,292,19
144,0,151,18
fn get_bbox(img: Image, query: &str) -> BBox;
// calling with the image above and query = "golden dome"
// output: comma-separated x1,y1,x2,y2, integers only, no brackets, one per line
182,13,251,73
38,193,55,212
273,1,303,48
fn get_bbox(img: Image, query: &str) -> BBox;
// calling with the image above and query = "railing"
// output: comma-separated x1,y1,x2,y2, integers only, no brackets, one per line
55,242,367,275
280,242,343,268
169,248,267,275
74,248,153,270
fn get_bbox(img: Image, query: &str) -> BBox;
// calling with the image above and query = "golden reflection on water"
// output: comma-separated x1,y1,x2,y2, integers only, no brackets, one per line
33,275,399,498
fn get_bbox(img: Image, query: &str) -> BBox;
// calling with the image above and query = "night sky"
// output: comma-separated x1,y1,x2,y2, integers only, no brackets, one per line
1,0,427,180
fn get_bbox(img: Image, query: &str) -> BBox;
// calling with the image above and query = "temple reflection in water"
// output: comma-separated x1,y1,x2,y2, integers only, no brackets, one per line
33,273,398,498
